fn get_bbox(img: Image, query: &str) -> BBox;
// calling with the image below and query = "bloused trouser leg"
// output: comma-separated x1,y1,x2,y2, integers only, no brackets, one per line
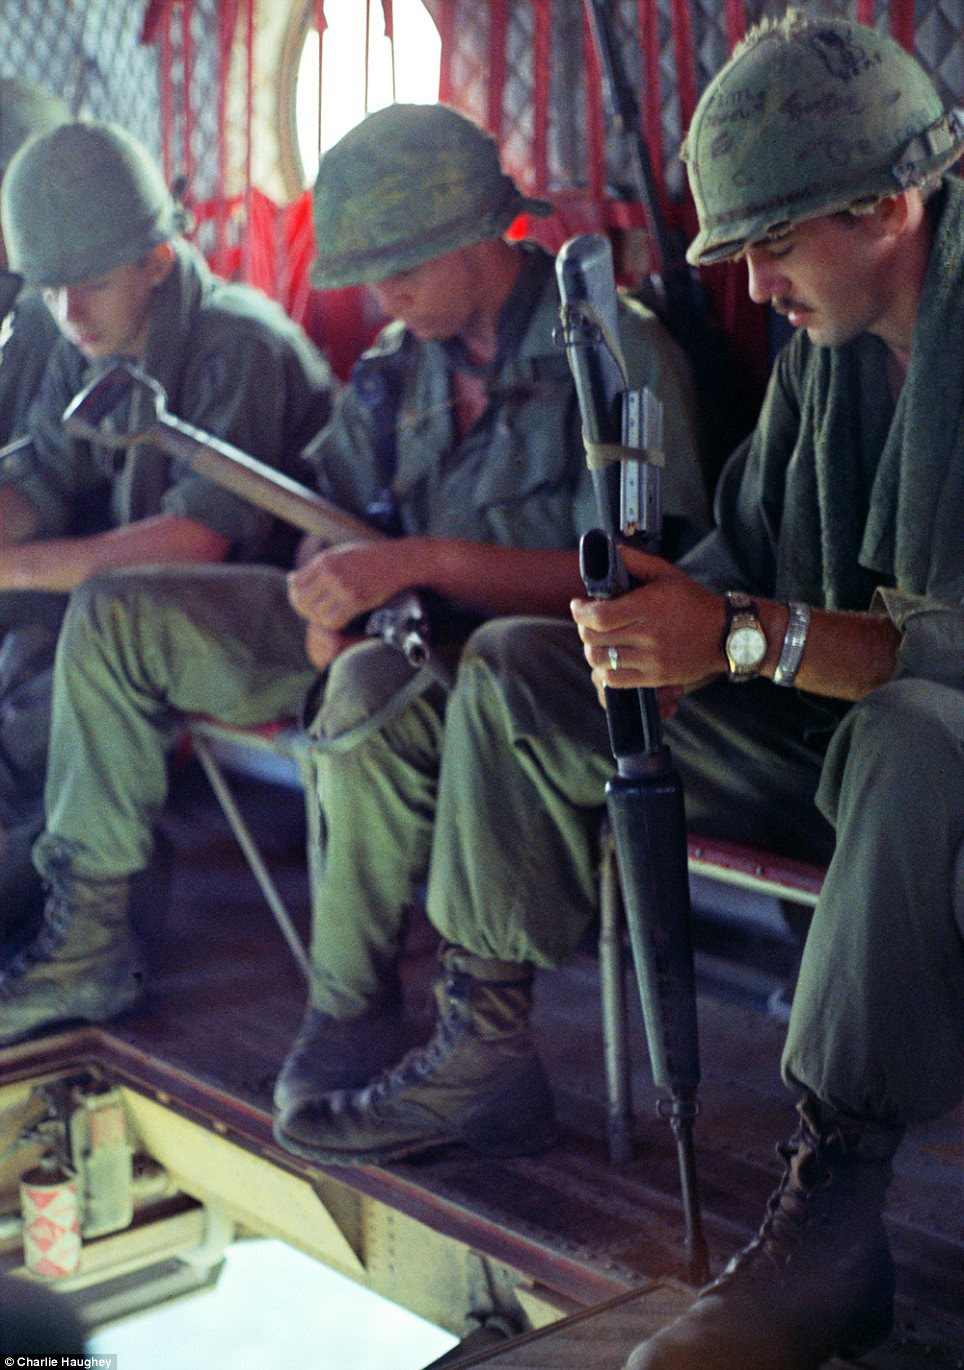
273,641,447,1110
277,623,594,1121
275,620,847,1165
37,565,317,881
1,566,317,1044
784,677,964,1127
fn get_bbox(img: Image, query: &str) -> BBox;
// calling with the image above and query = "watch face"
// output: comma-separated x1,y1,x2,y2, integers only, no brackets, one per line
729,624,766,668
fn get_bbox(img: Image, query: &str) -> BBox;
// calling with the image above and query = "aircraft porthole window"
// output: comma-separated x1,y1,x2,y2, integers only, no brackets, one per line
279,0,441,196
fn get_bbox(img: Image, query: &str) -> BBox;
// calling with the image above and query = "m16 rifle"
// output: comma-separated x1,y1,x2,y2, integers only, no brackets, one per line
62,361,452,688
556,231,708,1285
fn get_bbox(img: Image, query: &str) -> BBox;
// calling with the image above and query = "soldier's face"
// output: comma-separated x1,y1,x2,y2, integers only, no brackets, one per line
370,248,478,341
43,247,170,359
743,212,895,349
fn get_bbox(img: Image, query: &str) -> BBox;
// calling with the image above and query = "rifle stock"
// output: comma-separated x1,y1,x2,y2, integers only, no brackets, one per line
557,233,708,1284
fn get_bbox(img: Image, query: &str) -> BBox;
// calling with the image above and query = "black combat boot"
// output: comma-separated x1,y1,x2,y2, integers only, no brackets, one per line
0,852,140,1045
625,1096,903,1370
273,980,422,1115
273,944,556,1165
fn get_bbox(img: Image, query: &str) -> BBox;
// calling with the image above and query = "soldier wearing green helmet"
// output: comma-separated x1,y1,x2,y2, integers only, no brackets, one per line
579,13,964,1370
0,80,71,954
0,118,334,958
0,103,709,1146
308,101,555,288
0,79,71,445
682,12,964,267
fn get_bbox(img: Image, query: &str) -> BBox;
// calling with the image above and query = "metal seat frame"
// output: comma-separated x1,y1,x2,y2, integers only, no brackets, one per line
186,716,318,983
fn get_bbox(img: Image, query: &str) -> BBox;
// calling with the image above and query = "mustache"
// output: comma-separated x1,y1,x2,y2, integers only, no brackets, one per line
772,296,811,315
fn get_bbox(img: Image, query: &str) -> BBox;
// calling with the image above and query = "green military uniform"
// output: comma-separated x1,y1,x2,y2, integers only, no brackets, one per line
0,293,76,943
0,287,67,849
0,85,73,921
35,242,707,981
627,21,964,1369
0,237,333,938
0,289,62,443
431,177,964,1132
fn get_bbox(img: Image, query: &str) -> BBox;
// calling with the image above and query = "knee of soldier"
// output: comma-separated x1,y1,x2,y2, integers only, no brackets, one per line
458,616,563,686
60,571,136,660
316,639,441,747
833,677,964,789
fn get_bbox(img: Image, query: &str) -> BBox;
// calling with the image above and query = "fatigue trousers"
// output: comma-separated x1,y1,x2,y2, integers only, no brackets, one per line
310,619,963,1130
39,566,320,879
41,586,964,1129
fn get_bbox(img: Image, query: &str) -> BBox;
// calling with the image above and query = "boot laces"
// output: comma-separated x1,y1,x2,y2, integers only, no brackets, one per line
366,1006,464,1109
721,1110,839,1281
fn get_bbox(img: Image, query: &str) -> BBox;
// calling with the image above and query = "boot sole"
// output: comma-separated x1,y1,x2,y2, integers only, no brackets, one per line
0,985,142,1048
272,1114,557,1168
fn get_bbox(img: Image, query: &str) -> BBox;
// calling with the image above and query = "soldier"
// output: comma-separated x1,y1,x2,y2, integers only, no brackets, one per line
569,16,963,1370
275,26,963,1366
0,80,72,951
0,120,334,954
0,104,709,1124
0,79,71,441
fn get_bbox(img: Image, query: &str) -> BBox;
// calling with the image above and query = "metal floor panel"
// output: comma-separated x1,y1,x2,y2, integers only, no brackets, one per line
4,761,958,1365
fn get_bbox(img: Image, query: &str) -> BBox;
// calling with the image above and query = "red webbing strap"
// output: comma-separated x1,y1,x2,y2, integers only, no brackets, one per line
582,4,606,204
639,0,666,208
487,0,508,141
532,0,552,195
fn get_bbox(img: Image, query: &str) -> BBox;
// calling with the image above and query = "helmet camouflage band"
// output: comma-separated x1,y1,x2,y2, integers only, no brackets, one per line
310,103,552,288
1,121,181,288
682,11,964,266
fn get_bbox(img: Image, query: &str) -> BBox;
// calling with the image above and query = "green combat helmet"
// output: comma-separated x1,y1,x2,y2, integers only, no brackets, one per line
311,102,551,287
1,120,181,287
682,12,964,266
0,79,69,175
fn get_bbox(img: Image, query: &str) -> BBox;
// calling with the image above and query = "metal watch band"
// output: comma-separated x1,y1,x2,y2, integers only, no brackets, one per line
773,601,811,687
723,591,766,682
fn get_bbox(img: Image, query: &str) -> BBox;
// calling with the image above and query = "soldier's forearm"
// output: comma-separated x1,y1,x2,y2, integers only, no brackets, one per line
759,601,901,701
0,514,230,592
0,483,42,547
410,539,585,619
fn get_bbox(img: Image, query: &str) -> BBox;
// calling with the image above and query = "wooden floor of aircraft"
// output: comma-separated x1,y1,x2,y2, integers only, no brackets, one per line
4,759,961,1367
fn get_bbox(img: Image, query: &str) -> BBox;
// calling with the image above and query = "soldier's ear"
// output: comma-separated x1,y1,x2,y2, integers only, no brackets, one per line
867,193,912,240
144,241,176,287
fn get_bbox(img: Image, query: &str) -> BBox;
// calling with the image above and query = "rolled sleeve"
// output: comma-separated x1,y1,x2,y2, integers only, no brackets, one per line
159,470,277,558
873,586,964,688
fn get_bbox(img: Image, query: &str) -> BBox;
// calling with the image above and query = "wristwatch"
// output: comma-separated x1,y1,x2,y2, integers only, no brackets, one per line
722,591,767,682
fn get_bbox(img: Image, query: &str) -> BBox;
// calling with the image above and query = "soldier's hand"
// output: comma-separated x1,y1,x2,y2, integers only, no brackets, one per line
287,540,414,629
571,545,726,695
302,623,356,670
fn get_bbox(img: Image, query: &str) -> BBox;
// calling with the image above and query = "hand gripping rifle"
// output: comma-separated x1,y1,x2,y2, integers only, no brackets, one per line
556,233,708,1284
62,361,452,688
